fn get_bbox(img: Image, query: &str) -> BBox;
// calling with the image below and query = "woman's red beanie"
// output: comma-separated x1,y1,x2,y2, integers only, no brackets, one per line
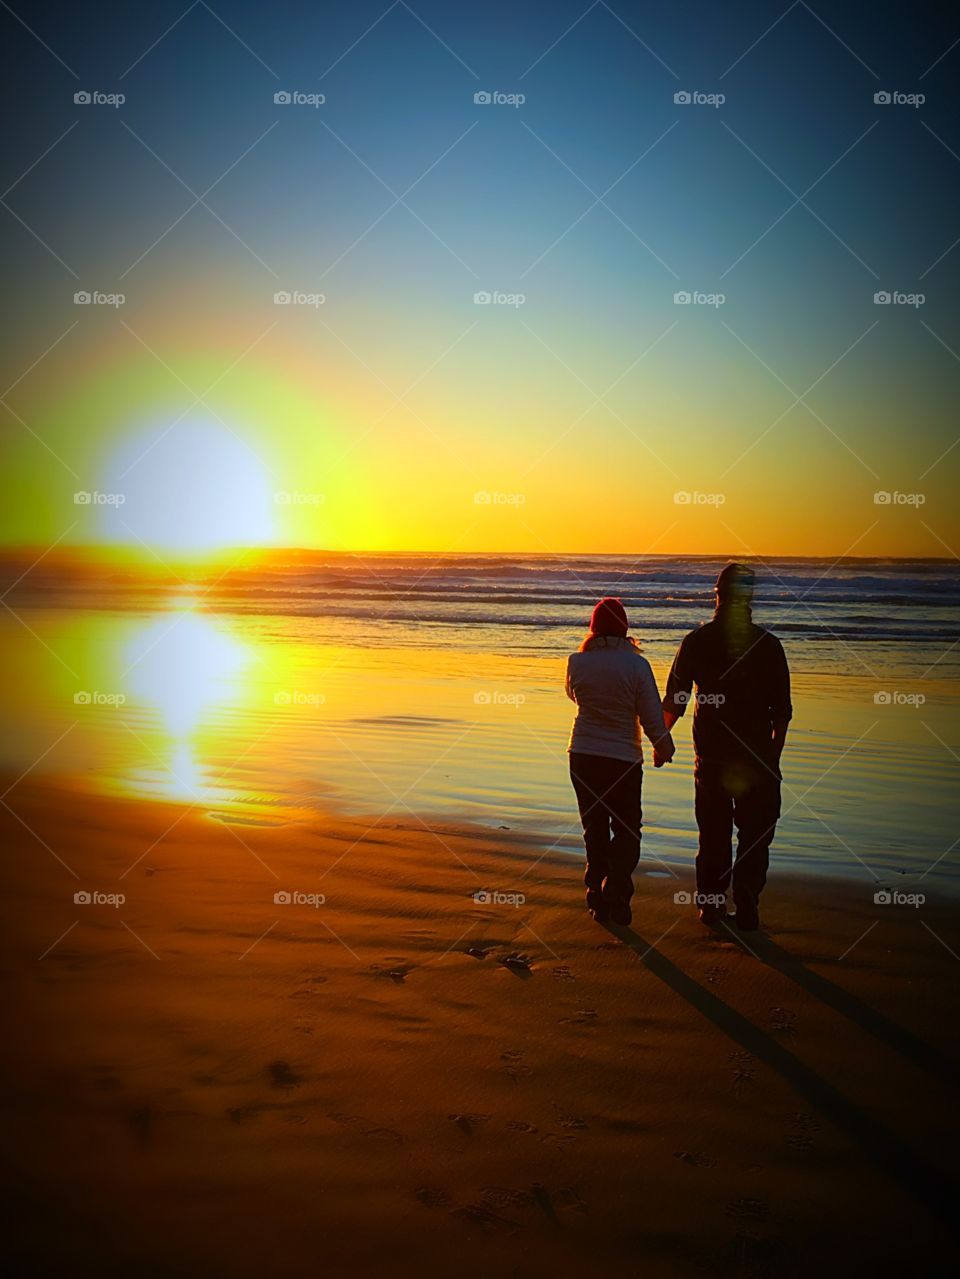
590,597,628,637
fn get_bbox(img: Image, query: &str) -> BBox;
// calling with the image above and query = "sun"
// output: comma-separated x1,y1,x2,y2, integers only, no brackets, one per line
99,417,276,554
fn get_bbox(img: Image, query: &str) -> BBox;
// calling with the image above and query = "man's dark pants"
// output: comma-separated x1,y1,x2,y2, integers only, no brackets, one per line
569,752,643,911
693,758,781,914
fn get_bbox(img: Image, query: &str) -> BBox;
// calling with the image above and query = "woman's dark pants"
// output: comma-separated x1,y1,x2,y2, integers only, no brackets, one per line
569,752,643,912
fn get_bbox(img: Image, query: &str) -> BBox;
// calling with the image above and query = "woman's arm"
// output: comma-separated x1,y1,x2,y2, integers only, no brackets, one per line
636,659,675,762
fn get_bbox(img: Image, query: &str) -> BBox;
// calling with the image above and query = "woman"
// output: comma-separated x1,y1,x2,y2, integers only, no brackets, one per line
565,597,675,925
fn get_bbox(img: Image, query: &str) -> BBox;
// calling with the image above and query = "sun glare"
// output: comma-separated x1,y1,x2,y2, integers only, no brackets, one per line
100,419,276,553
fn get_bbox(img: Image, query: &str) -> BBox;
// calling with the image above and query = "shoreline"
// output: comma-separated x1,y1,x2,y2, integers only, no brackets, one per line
3,776,959,1276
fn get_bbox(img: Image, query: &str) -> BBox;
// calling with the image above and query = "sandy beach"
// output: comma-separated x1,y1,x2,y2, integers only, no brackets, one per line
4,775,957,1278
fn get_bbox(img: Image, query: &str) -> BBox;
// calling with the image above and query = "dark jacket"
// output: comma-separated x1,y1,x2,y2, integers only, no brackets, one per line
663,606,792,772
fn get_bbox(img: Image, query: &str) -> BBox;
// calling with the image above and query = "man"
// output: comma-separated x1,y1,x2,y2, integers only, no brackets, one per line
661,563,791,931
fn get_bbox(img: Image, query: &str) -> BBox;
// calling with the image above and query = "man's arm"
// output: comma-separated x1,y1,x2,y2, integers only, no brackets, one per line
769,637,792,761
662,632,695,732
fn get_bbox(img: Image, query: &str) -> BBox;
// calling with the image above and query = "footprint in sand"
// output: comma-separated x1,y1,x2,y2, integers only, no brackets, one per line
451,1202,520,1235
448,1112,491,1136
505,1119,538,1134
551,965,575,982
726,1197,770,1222
729,1050,755,1095
370,960,413,983
267,1060,303,1089
769,1006,797,1035
329,1112,404,1143
501,1050,531,1081
414,1185,452,1209
290,975,328,999
227,1103,264,1125
705,965,727,985
552,1104,588,1131
786,1112,821,1150
674,1149,717,1169
559,1008,598,1025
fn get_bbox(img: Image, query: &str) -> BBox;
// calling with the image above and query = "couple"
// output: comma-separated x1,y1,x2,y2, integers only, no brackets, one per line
565,563,792,932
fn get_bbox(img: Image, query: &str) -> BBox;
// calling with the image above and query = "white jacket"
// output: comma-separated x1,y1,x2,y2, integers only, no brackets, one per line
565,636,672,764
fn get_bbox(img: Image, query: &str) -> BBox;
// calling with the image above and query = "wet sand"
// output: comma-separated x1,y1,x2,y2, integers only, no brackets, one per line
2,777,957,1277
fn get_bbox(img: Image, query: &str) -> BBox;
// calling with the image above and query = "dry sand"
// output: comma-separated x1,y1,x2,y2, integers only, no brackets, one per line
2,777,957,1277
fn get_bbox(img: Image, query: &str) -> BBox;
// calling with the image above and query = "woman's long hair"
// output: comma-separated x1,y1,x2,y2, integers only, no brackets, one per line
579,633,640,653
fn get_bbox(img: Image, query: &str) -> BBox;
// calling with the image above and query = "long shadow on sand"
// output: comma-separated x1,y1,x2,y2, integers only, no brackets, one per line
609,924,953,1227
718,924,958,1088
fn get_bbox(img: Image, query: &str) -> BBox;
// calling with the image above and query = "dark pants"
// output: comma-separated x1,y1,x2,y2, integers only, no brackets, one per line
694,759,781,914
569,752,643,910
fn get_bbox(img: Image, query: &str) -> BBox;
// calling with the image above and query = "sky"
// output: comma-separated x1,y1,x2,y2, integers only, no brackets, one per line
1,0,958,559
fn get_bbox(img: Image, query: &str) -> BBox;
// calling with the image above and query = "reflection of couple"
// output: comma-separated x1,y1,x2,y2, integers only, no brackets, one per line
565,564,792,931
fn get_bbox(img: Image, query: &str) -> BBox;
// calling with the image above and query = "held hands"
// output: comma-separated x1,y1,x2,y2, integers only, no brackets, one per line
652,733,676,769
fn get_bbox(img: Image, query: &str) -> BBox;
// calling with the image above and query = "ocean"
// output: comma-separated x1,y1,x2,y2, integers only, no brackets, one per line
2,551,958,892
